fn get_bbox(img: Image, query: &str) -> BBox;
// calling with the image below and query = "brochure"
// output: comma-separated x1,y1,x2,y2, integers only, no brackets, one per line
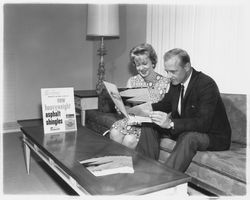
120,87,150,104
41,87,77,134
103,81,152,123
80,156,134,176
120,87,149,98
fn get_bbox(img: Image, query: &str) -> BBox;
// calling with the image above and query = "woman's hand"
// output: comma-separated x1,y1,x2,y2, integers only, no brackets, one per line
127,114,141,126
114,105,122,115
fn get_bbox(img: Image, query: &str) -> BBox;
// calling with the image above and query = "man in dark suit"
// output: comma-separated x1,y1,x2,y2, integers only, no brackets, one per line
132,48,231,172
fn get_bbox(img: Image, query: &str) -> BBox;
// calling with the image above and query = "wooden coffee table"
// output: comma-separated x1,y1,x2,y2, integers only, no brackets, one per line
21,125,190,195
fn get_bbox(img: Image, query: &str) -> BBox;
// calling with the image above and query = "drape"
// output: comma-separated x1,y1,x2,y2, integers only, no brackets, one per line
146,2,249,94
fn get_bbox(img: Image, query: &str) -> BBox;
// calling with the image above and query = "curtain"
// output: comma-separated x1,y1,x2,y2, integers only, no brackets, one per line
146,2,250,93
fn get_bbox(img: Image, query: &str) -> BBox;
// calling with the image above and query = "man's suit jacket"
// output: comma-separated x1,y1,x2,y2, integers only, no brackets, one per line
152,68,231,151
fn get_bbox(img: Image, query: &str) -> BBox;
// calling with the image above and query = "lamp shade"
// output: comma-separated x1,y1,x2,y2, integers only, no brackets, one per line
87,4,119,37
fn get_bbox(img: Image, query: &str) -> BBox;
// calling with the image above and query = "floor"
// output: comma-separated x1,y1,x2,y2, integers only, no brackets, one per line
2,131,76,196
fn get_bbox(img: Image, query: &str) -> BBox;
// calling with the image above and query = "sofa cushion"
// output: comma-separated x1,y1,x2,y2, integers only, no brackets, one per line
159,137,246,182
98,89,116,113
186,142,246,195
191,142,246,183
221,93,246,145
186,159,246,195
159,137,246,195
86,110,123,134
160,135,176,152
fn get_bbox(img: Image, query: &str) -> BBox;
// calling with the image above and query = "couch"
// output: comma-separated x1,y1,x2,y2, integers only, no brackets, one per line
84,90,247,196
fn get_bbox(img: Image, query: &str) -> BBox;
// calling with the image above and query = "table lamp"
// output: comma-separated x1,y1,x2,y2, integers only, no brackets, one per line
87,4,120,94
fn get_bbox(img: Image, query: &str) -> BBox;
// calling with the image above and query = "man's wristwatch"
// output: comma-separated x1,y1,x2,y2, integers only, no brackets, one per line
169,120,174,129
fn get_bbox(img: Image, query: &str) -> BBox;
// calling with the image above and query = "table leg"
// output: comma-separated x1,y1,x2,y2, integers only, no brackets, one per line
23,139,31,174
81,110,86,126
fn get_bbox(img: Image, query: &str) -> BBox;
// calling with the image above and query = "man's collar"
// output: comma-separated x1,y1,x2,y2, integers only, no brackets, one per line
182,68,193,93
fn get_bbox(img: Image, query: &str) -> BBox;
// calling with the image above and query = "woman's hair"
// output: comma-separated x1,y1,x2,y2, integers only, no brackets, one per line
163,48,191,67
129,43,158,68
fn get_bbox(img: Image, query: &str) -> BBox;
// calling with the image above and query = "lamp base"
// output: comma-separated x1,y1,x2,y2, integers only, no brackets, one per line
96,37,106,94
96,62,105,94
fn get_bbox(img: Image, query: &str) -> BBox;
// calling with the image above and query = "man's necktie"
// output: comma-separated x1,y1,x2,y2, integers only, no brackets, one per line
178,84,184,115
180,84,184,115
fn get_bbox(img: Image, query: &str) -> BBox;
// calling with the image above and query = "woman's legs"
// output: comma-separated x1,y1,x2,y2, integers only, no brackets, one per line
109,127,125,143
110,118,141,149
122,134,138,149
110,127,139,149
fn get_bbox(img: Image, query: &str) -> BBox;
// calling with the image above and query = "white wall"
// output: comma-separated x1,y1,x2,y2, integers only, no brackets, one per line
4,4,95,122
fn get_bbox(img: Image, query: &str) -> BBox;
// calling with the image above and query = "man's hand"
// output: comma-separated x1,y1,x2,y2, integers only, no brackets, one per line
149,111,172,129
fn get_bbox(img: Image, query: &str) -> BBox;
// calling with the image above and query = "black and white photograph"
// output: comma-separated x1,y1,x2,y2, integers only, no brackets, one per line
1,0,249,199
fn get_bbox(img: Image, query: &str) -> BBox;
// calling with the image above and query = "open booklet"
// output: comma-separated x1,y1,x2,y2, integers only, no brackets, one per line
103,81,152,123
119,87,151,104
80,156,134,176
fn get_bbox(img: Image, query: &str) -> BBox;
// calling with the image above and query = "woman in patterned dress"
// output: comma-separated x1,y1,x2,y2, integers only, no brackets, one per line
109,43,170,151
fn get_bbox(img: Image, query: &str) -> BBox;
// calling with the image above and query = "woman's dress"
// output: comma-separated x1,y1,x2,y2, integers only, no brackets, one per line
111,74,170,155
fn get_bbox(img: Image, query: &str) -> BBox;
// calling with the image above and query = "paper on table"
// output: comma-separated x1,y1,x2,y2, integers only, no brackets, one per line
80,156,134,176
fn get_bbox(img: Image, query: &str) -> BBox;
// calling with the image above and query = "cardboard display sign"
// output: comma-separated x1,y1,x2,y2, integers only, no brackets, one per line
41,87,77,134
